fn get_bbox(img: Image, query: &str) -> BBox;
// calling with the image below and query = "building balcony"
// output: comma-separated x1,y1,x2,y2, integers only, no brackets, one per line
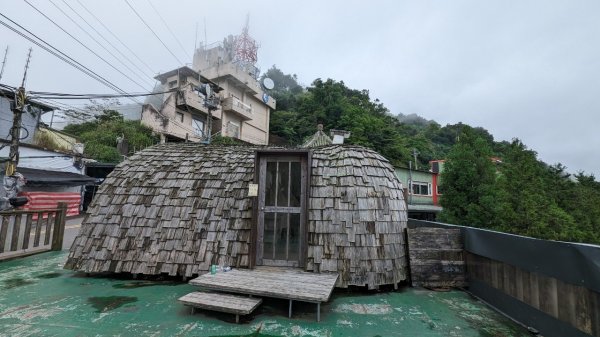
175,89,222,119
222,97,253,120
201,63,262,95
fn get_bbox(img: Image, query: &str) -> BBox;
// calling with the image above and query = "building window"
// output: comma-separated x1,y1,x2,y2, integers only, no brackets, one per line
192,117,205,137
436,185,443,195
411,181,431,196
226,121,240,139
168,80,178,88
176,111,184,123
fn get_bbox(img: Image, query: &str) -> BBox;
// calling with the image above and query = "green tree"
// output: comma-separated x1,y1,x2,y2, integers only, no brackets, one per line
494,140,580,241
438,127,499,228
64,109,158,163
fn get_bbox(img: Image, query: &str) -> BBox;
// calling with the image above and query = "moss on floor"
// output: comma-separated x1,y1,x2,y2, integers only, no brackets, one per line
0,252,530,337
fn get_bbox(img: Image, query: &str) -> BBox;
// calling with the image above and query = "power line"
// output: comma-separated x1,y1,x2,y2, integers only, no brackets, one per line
55,0,155,86
0,12,129,97
23,0,150,94
74,0,156,76
28,88,175,100
146,0,191,59
124,0,185,65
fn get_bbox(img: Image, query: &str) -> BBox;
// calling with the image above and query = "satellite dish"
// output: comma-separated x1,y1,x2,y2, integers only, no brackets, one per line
262,77,275,90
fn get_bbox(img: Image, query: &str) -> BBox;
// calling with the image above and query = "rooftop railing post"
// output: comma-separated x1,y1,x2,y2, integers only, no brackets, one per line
51,202,68,251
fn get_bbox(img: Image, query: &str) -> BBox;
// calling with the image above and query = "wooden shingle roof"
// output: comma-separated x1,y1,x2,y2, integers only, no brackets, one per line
65,144,407,288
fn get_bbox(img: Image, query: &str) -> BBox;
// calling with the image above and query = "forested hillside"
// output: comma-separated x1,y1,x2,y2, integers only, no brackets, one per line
263,66,600,244
263,66,504,168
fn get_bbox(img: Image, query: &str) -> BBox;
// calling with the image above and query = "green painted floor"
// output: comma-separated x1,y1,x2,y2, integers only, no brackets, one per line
0,252,531,337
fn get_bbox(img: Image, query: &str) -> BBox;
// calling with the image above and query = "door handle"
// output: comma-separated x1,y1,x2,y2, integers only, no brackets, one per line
260,207,265,211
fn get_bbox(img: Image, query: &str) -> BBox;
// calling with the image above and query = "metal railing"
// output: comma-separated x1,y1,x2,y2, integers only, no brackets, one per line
0,202,67,261
232,97,252,114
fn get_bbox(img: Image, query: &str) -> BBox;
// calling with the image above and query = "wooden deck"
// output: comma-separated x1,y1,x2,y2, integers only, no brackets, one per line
188,267,339,321
189,267,338,302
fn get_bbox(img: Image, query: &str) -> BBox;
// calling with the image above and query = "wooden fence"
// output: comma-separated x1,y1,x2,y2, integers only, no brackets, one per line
408,219,600,337
0,202,67,261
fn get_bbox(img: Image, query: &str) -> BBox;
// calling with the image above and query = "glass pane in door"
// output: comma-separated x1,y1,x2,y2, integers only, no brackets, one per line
290,162,301,207
288,213,300,261
277,162,289,207
265,162,277,206
274,213,289,260
264,212,275,260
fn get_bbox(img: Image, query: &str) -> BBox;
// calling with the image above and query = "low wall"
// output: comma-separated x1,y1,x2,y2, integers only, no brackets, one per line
408,219,600,337
406,227,466,288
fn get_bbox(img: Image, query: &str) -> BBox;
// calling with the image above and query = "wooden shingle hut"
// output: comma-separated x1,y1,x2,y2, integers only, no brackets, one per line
65,143,408,289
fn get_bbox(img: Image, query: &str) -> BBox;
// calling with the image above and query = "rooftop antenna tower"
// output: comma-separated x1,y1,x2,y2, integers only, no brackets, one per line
233,14,259,78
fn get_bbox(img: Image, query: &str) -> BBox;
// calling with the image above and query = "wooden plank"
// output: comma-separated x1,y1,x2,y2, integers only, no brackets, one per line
44,213,53,245
0,215,8,253
0,245,51,261
178,292,262,315
189,268,338,302
529,272,540,309
22,213,33,250
10,214,22,251
51,203,67,251
557,279,577,328
33,213,43,247
591,289,600,337
538,274,559,318
575,286,593,335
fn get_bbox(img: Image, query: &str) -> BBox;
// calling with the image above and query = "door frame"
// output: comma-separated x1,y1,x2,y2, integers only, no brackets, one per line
250,149,311,269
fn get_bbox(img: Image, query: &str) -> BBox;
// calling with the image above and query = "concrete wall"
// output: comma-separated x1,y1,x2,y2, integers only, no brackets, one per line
0,145,82,174
395,168,435,205
34,127,78,153
0,96,41,145
192,45,274,145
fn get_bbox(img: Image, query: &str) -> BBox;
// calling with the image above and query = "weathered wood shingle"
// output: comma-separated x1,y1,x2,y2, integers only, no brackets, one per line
65,144,408,288
308,146,407,288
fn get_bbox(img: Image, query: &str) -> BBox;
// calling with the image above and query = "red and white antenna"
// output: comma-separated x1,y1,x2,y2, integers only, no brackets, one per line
233,14,259,67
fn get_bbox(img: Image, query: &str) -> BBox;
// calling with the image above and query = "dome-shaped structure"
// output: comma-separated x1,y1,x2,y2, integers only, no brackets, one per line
65,144,407,288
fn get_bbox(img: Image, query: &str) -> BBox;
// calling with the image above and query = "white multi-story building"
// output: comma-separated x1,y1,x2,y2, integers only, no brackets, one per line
141,34,276,145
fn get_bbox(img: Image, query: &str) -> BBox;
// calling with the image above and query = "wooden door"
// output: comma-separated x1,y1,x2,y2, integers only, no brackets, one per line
257,155,307,267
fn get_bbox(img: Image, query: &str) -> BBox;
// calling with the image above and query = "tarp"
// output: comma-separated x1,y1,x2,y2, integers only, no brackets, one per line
18,191,81,218
17,167,96,186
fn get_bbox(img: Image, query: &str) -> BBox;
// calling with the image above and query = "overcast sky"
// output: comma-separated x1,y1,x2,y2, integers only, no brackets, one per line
1,0,599,176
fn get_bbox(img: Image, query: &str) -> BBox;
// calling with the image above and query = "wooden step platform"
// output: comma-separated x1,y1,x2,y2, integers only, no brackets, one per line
189,267,338,321
178,291,262,323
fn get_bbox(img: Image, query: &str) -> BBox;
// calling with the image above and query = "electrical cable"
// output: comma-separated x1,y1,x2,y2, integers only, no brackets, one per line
23,0,150,93
0,13,131,99
146,0,192,60
28,89,176,100
124,0,185,65
51,0,155,88
74,0,156,75
62,0,156,81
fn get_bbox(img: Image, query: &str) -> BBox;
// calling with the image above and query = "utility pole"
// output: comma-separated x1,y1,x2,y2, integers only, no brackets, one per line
412,148,419,170
0,46,8,81
5,48,32,177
